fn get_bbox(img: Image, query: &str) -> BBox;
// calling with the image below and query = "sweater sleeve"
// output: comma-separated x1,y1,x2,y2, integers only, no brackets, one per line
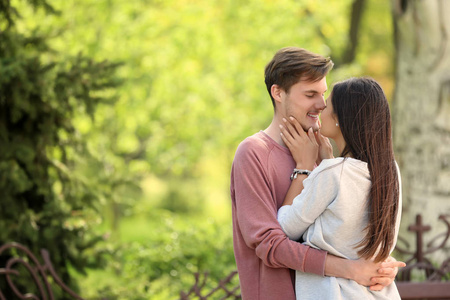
231,141,326,275
277,162,339,242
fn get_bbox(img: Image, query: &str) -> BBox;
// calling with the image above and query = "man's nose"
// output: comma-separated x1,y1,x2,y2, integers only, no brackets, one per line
315,95,326,109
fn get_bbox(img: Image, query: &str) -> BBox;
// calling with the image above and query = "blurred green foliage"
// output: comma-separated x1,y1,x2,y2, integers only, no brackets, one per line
1,0,395,298
75,210,236,299
39,0,395,217
0,0,123,296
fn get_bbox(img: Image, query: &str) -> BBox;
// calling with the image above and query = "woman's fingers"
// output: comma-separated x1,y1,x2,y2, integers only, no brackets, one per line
280,116,318,149
279,117,319,170
315,129,326,144
315,130,323,145
316,130,331,148
280,124,300,150
307,127,318,146
283,117,302,139
280,131,292,147
289,116,306,138
314,131,320,145
279,125,293,146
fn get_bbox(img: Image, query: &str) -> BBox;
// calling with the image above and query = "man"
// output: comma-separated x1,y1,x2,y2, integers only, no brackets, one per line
230,47,405,300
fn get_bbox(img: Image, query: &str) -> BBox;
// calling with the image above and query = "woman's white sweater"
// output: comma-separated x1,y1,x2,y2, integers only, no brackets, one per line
278,157,402,300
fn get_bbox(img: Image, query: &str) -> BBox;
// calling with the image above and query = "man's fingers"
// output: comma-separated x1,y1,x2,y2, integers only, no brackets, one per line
369,283,384,291
381,261,406,269
377,267,395,277
370,276,391,288
384,256,395,263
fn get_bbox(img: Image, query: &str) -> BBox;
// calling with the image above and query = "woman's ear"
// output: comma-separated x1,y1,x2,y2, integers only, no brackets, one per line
332,113,339,126
271,84,283,104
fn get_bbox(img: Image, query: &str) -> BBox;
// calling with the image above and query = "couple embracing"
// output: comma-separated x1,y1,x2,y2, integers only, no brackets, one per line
230,47,405,300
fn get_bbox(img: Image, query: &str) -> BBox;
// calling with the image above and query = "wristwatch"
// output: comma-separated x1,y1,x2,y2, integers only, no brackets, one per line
290,169,311,181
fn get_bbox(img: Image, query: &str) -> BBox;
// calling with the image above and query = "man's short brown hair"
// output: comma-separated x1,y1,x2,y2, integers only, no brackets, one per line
264,47,334,108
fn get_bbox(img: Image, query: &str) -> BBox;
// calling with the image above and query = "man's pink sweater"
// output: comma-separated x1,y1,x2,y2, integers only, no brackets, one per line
230,131,327,300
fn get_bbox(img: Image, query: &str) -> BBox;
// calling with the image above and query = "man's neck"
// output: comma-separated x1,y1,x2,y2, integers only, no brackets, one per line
264,118,285,147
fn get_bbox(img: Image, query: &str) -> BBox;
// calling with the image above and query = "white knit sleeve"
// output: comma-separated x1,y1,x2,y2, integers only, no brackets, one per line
277,161,340,241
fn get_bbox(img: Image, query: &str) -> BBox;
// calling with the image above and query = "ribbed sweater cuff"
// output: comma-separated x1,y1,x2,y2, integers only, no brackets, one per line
303,247,327,276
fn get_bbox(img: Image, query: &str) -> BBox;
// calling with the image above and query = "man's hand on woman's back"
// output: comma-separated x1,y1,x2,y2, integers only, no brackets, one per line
324,254,406,290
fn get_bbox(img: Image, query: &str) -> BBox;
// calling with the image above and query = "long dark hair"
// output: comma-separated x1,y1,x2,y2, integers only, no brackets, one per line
331,77,399,263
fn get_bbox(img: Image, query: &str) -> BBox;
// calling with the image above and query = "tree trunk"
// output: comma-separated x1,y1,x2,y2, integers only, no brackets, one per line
392,0,450,236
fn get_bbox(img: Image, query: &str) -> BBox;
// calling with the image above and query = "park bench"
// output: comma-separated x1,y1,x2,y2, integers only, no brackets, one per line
395,214,450,299
0,243,84,300
1,214,449,299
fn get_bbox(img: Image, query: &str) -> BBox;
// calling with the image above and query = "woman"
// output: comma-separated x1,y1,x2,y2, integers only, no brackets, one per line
277,77,402,299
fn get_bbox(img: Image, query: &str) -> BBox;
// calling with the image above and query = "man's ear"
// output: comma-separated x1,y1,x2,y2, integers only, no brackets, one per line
271,84,283,104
